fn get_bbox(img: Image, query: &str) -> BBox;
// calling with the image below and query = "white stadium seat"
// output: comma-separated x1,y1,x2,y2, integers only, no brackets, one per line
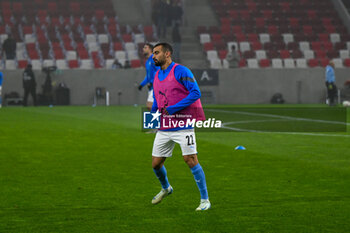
282,33,294,44
259,33,270,44
98,34,109,44
299,41,310,51
43,59,55,67
239,42,250,52
303,50,315,60
206,50,218,60
295,58,307,68
222,59,229,69
124,42,136,51
56,59,68,70
5,60,16,70
339,50,349,59
247,59,259,68
330,33,340,44
31,60,42,70
133,33,145,44
200,33,211,44
86,34,97,43
284,58,295,68
209,59,222,69
80,59,93,69
272,58,283,68
333,58,343,68
105,59,115,69
115,51,126,60
66,51,77,60
255,50,266,60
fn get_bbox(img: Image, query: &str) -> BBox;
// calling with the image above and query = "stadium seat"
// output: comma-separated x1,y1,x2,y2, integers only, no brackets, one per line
332,58,343,68
339,50,350,59
131,59,141,68
272,58,283,68
303,50,315,60
5,60,16,70
207,50,219,60
80,59,93,69
210,59,222,69
31,60,42,70
343,58,350,67
56,60,68,70
295,58,307,68
68,60,79,69
259,33,270,44
247,59,259,68
256,50,266,60
308,59,319,67
299,41,310,51
284,59,295,68
239,42,250,53
259,59,270,68
200,34,211,44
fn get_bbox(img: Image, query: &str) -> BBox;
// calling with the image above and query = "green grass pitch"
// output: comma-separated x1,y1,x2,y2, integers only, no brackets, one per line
0,105,349,233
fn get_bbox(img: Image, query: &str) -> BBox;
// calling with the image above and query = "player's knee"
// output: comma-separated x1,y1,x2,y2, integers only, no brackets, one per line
183,154,198,168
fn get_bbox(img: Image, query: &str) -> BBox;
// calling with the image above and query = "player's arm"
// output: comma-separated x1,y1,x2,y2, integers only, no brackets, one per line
166,66,201,115
139,75,148,90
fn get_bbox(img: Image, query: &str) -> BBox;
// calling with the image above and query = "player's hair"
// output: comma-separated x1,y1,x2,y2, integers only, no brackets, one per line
144,43,154,50
154,42,173,55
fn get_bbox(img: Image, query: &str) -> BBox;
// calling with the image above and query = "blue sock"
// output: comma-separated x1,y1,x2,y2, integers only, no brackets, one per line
190,163,209,200
153,166,170,189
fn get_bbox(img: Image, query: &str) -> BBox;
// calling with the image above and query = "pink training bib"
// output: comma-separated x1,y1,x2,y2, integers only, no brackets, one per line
153,63,205,130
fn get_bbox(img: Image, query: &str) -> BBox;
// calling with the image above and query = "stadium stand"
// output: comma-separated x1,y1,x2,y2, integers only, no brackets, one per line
199,0,350,68
0,0,159,69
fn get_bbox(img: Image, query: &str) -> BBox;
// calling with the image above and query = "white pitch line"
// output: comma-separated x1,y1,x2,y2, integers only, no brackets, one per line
206,109,350,126
221,121,350,137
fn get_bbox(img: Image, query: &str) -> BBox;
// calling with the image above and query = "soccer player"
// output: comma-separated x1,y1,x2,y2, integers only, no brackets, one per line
325,60,337,106
138,43,160,110
150,42,210,211
0,71,3,108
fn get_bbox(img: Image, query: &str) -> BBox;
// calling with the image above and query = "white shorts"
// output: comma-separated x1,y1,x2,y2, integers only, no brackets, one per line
152,129,197,157
147,90,154,103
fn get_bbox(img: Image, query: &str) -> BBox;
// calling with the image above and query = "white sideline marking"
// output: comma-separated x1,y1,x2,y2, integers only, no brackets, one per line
206,109,349,137
207,109,350,126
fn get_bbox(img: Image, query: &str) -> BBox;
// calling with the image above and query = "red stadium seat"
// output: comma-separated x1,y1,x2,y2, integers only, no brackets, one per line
344,59,350,67
131,59,141,68
68,60,79,69
319,58,330,67
308,59,319,67
259,59,270,68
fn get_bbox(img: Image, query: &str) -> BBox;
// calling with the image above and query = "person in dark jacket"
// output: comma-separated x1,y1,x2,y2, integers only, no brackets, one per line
23,64,37,106
172,23,181,63
2,34,16,60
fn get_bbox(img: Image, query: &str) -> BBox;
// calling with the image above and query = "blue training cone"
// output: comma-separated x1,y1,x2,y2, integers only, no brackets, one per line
235,145,246,150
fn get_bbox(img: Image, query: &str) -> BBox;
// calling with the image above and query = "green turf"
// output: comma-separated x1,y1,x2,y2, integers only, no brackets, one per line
0,105,349,233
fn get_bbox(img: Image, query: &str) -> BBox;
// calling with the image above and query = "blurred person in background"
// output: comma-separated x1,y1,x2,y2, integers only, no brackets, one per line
112,59,123,69
226,45,240,68
138,43,159,110
0,71,3,108
124,60,131,69
155,0,170,38
2,34,16,60
172,23,181,63
325,60,337,106
170,0,183,26
22,64,37,106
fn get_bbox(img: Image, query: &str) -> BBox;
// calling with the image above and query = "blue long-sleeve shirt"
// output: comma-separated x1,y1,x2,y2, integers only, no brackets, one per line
140,54,159,90
325,65,335,83
151,62,201,114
